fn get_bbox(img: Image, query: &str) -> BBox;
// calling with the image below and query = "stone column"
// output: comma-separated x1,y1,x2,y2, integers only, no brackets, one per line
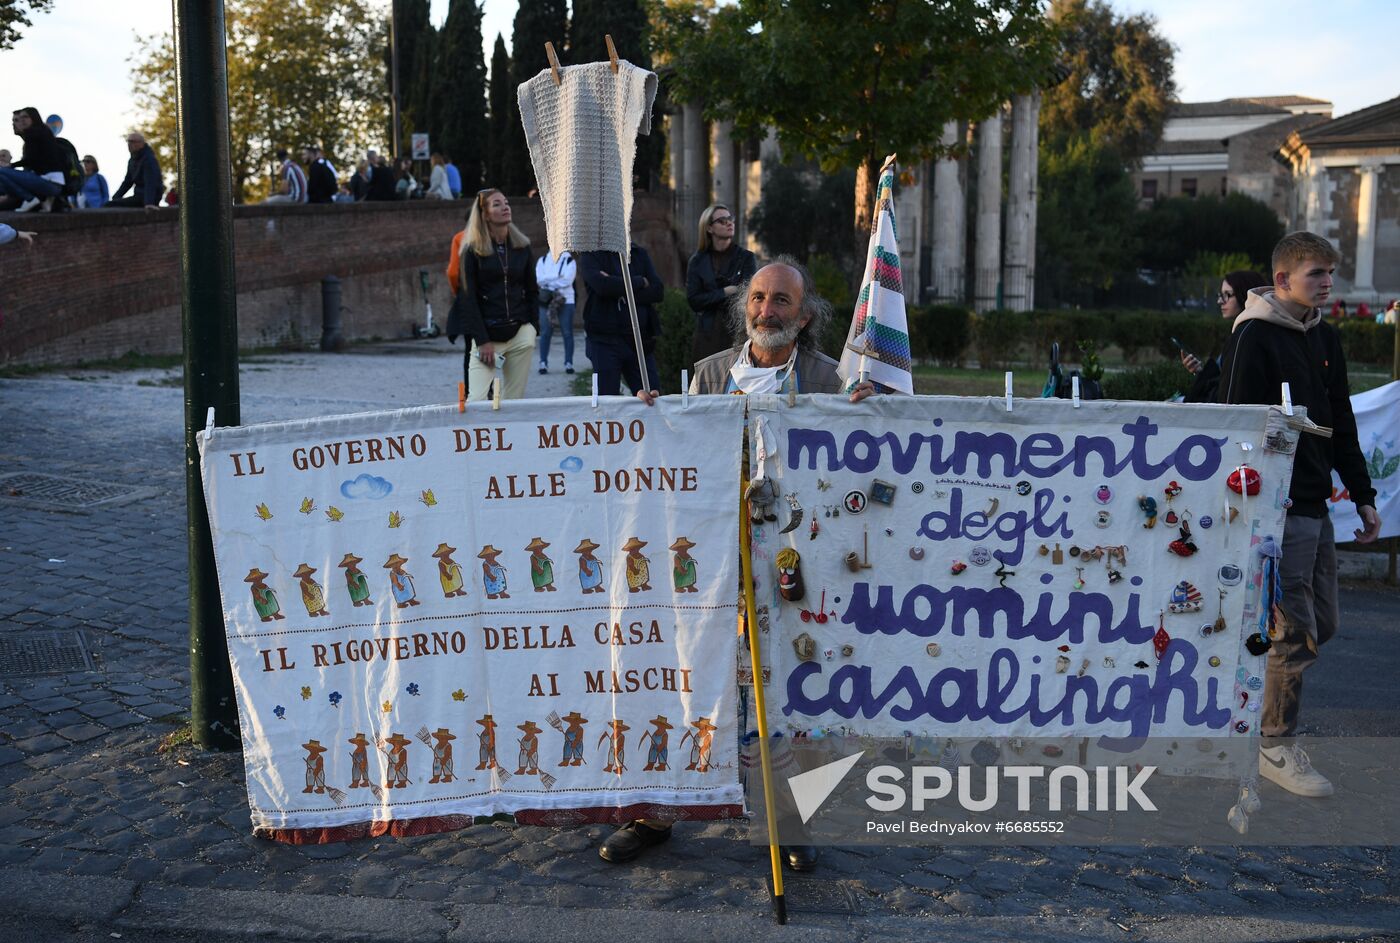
1354,163,1380,292
711,119,737,210
974,111,1003,312
681,101,707,253
667,111,685,194
897,167,925,305
930,120,965,303
744,128,779,253
1004,91,1040,312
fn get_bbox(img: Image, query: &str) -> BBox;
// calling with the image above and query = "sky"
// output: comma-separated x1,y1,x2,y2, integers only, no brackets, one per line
0,0,1394,188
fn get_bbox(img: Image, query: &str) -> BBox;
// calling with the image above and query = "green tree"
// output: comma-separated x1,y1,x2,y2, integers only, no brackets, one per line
0,0,52,49
506,0,569,195
747,159,856,266
486,33,512,188
568,0,662,189
1035,135,1139,304
435,0,489,193
1035,0,1174,305
130,0,388,203
393,0,437,148
1040,0,1176,162
1134,194,1284,274
568,0,648,66
656,0,1058,262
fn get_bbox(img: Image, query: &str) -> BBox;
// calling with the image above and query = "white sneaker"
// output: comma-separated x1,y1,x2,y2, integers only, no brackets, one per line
16,197,40,212
1259,744,1333,797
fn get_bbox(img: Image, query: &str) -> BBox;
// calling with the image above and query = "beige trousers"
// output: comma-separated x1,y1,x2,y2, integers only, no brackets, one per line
466,324,538,402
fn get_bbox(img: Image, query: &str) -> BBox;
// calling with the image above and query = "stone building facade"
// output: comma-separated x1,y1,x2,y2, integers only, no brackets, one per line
667,96,1044,312
1278,95,1400,302
1133,96,1332,218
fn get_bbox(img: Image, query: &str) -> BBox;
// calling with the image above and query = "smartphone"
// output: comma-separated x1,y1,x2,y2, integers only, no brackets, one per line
1170,336,1195,360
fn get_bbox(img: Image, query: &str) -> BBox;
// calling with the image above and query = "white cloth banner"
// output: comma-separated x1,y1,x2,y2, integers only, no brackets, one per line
199,397,744,833
749,396,1297,741
1330,379,1400,541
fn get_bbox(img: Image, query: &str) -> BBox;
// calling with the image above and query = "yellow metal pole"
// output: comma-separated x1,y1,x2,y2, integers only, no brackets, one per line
740,472,787,923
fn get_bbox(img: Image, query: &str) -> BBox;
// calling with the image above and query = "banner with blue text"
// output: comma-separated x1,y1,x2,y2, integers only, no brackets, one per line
748,395,1297,741
199,397,744,836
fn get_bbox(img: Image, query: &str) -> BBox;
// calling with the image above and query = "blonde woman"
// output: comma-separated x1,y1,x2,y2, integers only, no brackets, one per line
445,189,540,400
686,203,757,364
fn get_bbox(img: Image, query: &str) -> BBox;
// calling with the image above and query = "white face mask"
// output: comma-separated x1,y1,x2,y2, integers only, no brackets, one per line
728,341,798,394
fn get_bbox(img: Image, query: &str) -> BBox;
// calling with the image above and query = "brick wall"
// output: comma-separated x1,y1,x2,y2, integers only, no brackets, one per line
0,194,683,367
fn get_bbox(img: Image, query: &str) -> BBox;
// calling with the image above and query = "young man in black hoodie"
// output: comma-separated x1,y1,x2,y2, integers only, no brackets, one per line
1218,230,1381,797
0,107,66,211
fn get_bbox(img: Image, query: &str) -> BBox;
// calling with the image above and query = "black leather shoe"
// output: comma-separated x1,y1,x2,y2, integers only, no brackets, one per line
783,844,819,872
598,820,672,863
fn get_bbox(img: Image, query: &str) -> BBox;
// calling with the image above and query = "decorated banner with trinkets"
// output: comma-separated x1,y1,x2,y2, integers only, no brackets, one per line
746,395,1300,746
198,397,745,838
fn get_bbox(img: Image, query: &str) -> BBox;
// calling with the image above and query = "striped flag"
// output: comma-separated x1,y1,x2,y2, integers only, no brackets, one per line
837,155,914,395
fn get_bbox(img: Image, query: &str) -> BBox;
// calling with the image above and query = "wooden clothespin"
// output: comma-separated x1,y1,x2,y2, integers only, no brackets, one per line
605,34,619,73
545,42,562,85
458,381,465,413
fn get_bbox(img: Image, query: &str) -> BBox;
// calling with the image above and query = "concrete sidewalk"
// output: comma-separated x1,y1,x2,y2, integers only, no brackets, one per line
2,341,1399,942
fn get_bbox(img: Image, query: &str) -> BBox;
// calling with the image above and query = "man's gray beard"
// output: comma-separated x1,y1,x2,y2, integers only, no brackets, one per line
747,320,802,351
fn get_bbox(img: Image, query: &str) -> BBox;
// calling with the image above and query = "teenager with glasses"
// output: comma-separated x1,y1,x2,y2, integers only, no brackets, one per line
1180,269,1269,403
686,203,758,365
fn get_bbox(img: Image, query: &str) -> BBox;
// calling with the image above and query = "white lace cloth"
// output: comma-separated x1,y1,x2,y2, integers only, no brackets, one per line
517,60,657,255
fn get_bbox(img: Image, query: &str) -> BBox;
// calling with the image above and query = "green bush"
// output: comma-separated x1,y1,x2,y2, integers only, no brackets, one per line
973,310,1027,369
808,253,856,361
1151,313,1231,362
1030,310,1107,362
1337,320,1396,365
1109,310,1163,363
1102,361,1189,401
910,304,973,365
652,288,696,394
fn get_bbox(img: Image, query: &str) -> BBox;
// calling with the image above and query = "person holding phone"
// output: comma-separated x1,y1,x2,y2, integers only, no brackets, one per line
446,189,539,401
1180,269,1269,402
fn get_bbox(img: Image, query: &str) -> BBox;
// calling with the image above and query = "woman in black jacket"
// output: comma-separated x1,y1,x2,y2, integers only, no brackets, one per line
686,203,757,364
446,189,539,401
1181,269,1269,403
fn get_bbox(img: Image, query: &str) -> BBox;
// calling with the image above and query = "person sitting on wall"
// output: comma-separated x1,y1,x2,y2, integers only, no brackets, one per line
106,131,164,209
263,148,307,204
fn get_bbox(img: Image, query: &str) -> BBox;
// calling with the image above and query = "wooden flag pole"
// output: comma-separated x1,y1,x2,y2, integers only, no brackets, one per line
617,249,653,395
739,467,787,924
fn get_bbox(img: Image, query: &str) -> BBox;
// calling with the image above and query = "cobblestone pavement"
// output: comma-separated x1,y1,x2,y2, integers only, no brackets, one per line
2,343,1400,941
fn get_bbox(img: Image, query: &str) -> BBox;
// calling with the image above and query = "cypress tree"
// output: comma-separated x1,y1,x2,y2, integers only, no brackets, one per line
486,33,512,188
566,0,662,190
435,0,488,191
506,0,568,196
396,0,436,142
567,0,647,68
